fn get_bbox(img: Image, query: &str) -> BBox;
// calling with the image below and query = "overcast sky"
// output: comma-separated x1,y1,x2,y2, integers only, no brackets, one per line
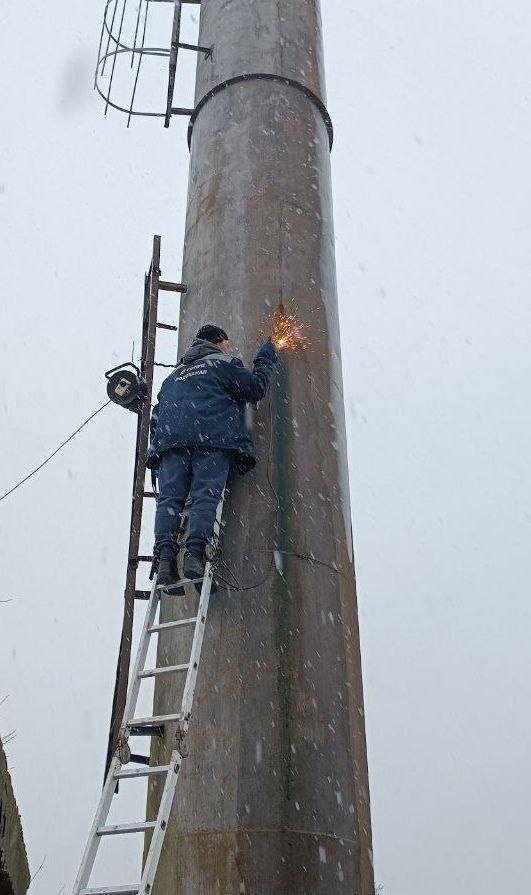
1,1,531,893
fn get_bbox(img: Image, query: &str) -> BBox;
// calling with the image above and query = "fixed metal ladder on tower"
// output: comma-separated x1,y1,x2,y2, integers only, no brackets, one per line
72,498,223,895
104,234,187,778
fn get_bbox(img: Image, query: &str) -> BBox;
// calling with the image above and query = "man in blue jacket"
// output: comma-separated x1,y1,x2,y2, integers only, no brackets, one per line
147,324,277,588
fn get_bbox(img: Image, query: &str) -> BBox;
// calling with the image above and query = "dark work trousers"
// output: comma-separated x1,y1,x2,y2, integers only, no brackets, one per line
154,447,231,557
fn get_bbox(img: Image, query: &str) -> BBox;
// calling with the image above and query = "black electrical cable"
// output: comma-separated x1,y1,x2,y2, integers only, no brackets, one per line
214,555,275,594
0,400,111,504
252,546,346,579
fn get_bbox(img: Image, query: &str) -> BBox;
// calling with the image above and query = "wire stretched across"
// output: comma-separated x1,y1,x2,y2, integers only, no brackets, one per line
0,401,111,504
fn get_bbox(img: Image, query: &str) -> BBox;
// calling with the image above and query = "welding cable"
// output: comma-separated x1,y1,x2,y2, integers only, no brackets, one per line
215,546,344,594
214,554,275,594
0,400,111,503
258,547,348,581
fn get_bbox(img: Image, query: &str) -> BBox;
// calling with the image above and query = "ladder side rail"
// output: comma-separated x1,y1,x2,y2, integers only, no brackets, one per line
179,562,213,724
127,232,161,584
105,235,162,773
119,580,160,739
140,750,182,890
180,495,224,722
72,756,122,895
164,1,183,128
104,268,150,778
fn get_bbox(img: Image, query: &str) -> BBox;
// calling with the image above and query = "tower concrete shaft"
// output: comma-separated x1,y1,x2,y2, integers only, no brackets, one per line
148,1,373,891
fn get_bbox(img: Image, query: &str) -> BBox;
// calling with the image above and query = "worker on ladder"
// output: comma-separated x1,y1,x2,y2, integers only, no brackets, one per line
147,324,277,588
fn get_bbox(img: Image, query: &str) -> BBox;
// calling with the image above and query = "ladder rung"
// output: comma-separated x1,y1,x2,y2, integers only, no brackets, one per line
128,725,164,738
158,279,187,293
177,41,212,57
134,590,151,600
142,491,157,498
129,753,150,765
156,576,203,591
97,821,156,836
156,322,178,331
139,663,189,678
81,886,139,895
114,764,170,779
148,617,197,633
137,555,153,563
127,713,181,727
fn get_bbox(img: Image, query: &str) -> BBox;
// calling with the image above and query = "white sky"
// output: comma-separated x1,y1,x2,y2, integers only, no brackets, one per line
1,1,531,893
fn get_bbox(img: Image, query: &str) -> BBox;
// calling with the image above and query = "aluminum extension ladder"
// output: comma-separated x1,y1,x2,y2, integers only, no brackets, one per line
73,499,223,895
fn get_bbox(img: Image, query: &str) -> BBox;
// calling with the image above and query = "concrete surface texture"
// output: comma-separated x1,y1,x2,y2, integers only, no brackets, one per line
0,740,30,895
146,1,374,892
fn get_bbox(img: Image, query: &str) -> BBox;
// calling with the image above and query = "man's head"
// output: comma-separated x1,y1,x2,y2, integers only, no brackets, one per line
196,324,230,355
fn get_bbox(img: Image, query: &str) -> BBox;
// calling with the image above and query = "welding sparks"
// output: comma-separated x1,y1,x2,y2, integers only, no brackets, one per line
271,303,308,352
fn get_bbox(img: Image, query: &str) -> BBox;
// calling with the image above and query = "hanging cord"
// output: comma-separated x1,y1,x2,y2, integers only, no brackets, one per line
252,547,346,580
0,400,111,504
214,552,275,593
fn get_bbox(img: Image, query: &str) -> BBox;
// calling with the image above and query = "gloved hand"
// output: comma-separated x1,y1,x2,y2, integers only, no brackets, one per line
257,338,278,363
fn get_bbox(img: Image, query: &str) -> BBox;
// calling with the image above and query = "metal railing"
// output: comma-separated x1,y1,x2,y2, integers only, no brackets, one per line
95,0,209,127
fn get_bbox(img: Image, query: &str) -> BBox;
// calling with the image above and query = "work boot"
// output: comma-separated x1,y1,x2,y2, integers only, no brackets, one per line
183,550,206,594
157,546,178,589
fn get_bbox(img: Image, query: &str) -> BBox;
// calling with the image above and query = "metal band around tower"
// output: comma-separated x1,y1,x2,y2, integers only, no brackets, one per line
186,73,334,149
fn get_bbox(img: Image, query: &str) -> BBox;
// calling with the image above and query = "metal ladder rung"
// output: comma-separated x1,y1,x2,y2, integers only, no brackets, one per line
148,617,197,633
114,764,170,780
157,279,188,292
129,753,150,765
128,725,164,738
157,576,203,590
81,886,139,895
126,713,181,727
139,663,189,678
97,821,156,836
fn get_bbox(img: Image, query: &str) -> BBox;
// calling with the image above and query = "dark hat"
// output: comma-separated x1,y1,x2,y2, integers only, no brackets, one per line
196,324,229,344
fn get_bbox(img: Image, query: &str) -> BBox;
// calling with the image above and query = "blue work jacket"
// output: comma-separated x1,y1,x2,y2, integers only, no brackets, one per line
147,338,277,473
